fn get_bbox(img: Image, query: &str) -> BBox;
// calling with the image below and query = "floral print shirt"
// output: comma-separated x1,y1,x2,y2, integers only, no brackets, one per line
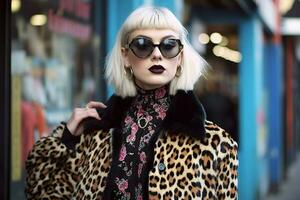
111,85,170,199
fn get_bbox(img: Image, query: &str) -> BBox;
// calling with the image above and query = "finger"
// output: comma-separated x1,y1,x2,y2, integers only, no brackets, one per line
86,101,107,109
70,108,97,125
67,108,100,135
80,108,101,120
73,110,98,135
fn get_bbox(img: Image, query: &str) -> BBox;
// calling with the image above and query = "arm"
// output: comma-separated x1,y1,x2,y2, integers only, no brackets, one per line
25,101,106,199
25,123,85,199
217,140,238,200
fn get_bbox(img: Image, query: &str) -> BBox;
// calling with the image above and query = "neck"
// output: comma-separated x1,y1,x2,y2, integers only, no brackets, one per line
136,84,169,96
133,84,170,111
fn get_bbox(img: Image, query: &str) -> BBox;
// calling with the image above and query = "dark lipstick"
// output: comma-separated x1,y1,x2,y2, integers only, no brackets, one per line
148,65,165,74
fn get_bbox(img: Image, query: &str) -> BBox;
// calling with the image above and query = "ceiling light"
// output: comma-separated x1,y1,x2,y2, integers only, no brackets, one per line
12,0,21,13
198,33,209,44
213,45,242,63
279,0,295,15
210,32,222,44
30,14,47,26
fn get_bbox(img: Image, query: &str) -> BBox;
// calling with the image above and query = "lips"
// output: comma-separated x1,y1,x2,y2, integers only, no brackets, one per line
148,65,165,74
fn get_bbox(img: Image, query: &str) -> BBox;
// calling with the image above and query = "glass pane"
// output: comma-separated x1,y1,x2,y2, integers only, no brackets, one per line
10,0,105,199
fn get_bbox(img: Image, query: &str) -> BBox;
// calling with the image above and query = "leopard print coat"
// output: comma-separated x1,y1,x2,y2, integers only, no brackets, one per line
26,90,238,199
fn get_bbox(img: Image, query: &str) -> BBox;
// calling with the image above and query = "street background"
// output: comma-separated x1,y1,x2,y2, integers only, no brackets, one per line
5,0,300,199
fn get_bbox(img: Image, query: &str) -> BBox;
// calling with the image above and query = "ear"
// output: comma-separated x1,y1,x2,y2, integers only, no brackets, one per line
121,47,130,67
177,51,183,66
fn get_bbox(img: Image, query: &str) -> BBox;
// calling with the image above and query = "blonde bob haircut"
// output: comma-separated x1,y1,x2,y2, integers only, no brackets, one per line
105,6,207,98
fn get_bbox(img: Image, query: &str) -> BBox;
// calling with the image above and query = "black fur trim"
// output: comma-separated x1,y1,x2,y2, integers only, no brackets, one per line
83,90,206,140
83,95,133,133
162,90,206,139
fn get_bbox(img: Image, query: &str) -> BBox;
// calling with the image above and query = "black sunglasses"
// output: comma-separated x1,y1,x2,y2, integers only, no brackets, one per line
126,37,183,59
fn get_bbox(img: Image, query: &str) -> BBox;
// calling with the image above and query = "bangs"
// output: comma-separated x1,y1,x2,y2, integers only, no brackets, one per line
121,7,186,44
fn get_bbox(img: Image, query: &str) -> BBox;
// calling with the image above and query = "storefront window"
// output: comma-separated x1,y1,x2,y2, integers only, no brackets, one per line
10,0,106,198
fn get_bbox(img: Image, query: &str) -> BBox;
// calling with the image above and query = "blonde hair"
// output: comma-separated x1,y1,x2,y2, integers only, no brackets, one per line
105,6,207,97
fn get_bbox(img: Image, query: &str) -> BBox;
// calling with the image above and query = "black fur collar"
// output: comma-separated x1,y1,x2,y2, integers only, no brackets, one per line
84,90,206,140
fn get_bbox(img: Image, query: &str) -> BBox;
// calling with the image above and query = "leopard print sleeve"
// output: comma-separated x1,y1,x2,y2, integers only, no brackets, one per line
216,137,239,200
25,123,88,199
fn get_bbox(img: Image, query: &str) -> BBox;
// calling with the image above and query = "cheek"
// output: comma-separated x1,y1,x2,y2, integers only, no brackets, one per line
170,66,178,77
128,55,144,68
170,58,181,72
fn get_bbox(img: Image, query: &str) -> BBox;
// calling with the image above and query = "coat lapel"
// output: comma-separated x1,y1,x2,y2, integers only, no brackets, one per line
162,90,206,139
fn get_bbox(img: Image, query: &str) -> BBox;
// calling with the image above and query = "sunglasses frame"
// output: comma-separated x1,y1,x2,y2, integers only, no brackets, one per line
125,37,183,59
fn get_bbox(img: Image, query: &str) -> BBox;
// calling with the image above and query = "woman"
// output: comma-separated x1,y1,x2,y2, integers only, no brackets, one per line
26,6,238,200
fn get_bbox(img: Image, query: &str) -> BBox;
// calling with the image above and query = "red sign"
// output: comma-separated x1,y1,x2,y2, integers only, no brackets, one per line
48,0,92,41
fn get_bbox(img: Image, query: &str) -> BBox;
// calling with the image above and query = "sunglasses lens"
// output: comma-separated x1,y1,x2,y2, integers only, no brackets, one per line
128,37,182,58
160,39,181,58
130,38,153,58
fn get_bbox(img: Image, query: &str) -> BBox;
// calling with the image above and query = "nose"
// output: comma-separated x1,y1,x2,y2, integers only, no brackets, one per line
151,46,163,60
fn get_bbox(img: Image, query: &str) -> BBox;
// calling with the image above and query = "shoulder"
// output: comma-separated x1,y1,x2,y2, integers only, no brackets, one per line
204,120,238,158
204,120,236,144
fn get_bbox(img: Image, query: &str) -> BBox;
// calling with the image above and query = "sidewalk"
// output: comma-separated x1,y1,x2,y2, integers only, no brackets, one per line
263,154,300,200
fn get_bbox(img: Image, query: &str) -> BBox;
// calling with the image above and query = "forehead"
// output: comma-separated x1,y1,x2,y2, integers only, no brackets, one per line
129,29,180,42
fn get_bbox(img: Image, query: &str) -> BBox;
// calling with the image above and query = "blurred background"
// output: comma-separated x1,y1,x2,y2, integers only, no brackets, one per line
0,0,300,199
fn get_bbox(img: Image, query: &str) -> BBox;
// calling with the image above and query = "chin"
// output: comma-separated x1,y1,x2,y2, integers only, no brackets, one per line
136,77,172,89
